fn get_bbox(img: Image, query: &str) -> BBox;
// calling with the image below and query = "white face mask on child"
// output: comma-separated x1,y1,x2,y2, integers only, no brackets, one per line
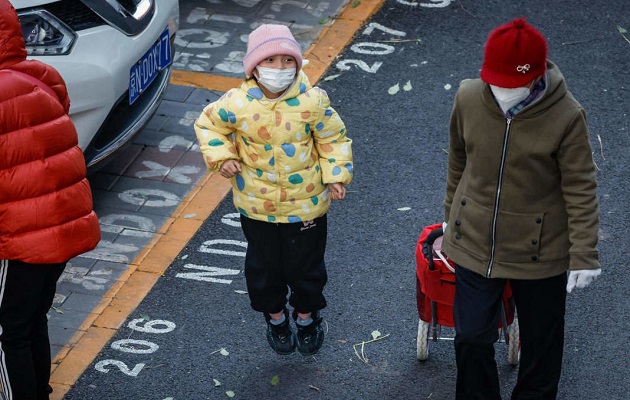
255,66,296,93
490,85,530,114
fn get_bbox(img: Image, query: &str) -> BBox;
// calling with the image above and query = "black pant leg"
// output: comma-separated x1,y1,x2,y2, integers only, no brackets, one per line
510,273,567,400
453,264,505,400
0,260,65,400
282,215,328,314
240,216,288,314
33,263,65,399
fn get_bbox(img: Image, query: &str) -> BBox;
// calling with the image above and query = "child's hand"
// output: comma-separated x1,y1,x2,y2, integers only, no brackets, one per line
328,183,346,200
219,160,242,178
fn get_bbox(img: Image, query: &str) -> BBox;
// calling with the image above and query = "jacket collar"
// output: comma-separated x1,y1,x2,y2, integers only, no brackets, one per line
482,60,569,118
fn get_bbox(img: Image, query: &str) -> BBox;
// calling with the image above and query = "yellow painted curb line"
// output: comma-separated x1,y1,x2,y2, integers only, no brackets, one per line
49,0,385,398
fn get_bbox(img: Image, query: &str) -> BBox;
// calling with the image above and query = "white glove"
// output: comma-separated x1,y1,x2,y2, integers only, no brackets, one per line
566,269,601,293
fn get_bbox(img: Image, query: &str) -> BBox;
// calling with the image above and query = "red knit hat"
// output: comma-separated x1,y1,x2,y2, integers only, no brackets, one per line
480,18,548,88
242,24,303,78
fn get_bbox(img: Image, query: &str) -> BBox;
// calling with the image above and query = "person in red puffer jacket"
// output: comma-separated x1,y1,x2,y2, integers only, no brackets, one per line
0,0,101,398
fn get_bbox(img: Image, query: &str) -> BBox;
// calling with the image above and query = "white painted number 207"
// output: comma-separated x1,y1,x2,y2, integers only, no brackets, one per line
336,60,383,73
335,22,406,74
95,318,176,377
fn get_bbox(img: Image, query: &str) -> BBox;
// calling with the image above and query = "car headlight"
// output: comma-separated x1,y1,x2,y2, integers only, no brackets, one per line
18,10,76,56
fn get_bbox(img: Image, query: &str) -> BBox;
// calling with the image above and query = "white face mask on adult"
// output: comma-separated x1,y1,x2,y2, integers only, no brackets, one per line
255,66,296,93
490,85,530,114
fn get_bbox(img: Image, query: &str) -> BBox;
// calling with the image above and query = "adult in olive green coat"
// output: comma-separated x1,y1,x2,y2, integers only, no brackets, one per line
442,19,601,400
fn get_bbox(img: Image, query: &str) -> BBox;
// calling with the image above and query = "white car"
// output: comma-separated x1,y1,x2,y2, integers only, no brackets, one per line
11,0,179,168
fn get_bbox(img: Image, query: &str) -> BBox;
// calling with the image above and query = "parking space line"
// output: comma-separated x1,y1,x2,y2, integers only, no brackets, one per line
48,0,385,398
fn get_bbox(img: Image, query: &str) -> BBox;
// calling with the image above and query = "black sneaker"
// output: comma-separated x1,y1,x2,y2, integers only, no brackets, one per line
265,310,295,355
294,311,325,356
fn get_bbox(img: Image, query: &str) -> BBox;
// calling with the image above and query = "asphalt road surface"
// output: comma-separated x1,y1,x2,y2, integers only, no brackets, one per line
65,0,629,399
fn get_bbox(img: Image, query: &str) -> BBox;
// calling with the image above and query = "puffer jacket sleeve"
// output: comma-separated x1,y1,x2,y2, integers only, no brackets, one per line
557,108,600,270
0,60,101,263
194,91,240,172
312,88,353,185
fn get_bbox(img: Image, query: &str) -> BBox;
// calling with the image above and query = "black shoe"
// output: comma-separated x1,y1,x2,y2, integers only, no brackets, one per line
294,311,325,356
265,310,296,355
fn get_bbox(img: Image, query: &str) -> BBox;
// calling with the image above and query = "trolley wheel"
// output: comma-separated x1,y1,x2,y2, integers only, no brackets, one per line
507,319,520,366
416,319,430,361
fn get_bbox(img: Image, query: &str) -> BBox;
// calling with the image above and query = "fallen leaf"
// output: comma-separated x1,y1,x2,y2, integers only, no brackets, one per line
213,379,221,387
271,375,280,386
403,80,412,91
51,306,64,314
352,333,391,364
309,384,322,392
319,17,331,24
351,0,361,7
617,25,630,44
596,133,605,160
140,314,150,321
324,74,340,81
226,391,235,398
220,348,229,356
388,83,400,95
184,213,196,219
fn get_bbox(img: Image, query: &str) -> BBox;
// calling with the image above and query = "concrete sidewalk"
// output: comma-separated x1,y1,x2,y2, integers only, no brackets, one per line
174,0,349,77
46,0,384,398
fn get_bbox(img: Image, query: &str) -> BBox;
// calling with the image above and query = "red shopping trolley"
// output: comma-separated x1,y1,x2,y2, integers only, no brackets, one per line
415,223,520,365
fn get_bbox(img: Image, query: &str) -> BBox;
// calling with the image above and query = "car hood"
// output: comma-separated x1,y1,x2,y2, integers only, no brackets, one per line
15,0,52,7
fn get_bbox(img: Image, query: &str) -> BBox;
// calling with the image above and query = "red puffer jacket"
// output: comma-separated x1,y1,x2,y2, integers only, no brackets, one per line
0,0,101,263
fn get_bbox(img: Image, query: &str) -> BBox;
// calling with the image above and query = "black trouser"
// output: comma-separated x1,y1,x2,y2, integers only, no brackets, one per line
240,215,328,315
453,265,567,400
0,260,66,400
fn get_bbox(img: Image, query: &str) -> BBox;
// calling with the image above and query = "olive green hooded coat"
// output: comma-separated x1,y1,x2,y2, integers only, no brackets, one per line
443,61,600,280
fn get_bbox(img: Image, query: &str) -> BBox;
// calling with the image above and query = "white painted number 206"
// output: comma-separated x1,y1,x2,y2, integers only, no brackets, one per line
94,318,176,377
95,359,145,377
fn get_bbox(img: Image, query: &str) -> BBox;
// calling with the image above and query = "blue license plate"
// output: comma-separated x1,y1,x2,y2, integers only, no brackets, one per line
129,28,171,104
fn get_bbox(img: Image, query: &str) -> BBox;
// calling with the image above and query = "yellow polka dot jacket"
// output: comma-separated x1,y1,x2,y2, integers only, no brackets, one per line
195,71,353,223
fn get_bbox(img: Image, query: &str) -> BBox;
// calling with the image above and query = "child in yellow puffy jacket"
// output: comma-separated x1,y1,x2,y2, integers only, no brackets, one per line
194,24,353,356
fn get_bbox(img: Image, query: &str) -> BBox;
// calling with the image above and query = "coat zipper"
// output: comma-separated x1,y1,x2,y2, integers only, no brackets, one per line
486,118,512,278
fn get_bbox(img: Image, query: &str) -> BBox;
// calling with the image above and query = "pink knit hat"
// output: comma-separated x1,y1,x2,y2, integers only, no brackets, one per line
242,24,303,78
480,18,548,88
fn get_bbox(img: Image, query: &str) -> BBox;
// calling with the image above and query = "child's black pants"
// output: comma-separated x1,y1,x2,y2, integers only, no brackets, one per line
240,214,328,315
0,259,66,400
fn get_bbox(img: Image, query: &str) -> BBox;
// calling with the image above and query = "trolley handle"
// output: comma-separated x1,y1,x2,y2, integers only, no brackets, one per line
425,227,444,246
423,227,455,273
